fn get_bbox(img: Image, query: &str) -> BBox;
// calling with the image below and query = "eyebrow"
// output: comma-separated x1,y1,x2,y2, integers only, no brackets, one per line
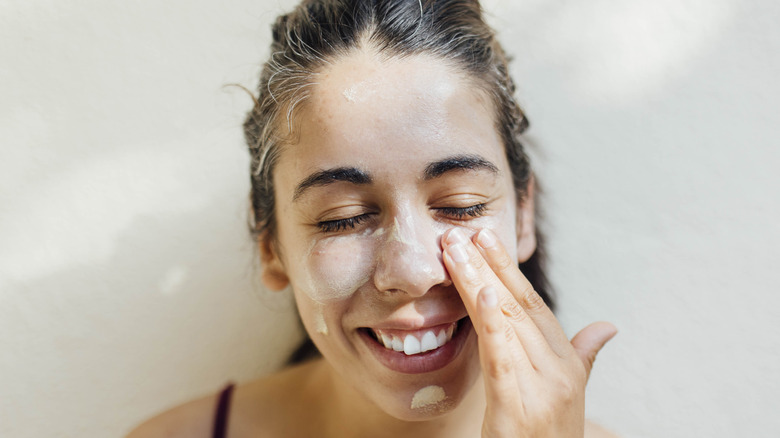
292,154,498,202
293,167,372,201
423,154,499,180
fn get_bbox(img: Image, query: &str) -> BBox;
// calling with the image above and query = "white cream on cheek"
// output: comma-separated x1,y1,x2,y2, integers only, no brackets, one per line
300,230,381,337
301,227,383,304
297,212,439,315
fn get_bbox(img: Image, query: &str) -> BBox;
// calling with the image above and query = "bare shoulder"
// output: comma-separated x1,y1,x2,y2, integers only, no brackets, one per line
124,390,220,438
228,359,325,437
585,419,621,438
126,360,323,438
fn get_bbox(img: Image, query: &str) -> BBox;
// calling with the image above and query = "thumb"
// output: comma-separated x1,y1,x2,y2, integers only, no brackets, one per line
570,321,618,379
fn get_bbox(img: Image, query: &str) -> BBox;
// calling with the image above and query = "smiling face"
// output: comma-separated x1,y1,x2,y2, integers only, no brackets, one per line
260,50,536,420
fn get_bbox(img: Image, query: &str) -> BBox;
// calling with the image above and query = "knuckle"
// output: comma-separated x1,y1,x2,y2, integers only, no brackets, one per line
493,250,516,273
455,249,492,291
521,286,547,312
457,260,482,288
502,320,515,341
559,380,579,403
500,299,528,323
470,250,488,272
484,317,504,336
485,356,513,380
549,372,581,403
533,404,556,426
573,346,598,375
586,351,597,368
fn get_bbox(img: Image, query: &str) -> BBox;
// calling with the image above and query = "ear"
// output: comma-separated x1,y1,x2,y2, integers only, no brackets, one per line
258,232,290,291
516,175,537,263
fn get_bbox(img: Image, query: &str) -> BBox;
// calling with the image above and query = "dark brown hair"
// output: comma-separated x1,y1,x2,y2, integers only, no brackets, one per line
243,0,554,363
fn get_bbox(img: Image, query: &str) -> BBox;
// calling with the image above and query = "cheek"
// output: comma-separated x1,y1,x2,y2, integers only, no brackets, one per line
295,233,379,303
447,206,519,262
481,207,520,261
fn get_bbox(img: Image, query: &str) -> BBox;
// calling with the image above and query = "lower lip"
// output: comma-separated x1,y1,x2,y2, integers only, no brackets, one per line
360,318,473,374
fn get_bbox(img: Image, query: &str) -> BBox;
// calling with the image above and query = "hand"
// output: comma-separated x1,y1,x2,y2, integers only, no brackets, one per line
441,227,617,438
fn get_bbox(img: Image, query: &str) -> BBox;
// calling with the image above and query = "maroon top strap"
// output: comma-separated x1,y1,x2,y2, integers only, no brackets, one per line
212,383,235,438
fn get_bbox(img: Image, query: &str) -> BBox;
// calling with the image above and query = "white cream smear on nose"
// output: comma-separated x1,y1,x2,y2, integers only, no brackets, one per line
388,217,417,246
411,385,446,409
379,216,435,279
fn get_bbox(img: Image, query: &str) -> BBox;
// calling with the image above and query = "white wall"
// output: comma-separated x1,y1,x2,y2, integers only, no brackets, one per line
1,0,777,437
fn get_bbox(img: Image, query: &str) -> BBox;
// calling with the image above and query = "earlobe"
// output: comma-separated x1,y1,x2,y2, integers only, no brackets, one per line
516,176,537,263
258,234,290,291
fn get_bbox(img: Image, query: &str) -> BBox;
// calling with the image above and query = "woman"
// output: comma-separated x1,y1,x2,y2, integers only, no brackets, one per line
129,0,618,436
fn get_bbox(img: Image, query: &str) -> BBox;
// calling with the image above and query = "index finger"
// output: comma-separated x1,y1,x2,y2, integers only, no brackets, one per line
473,228,572,357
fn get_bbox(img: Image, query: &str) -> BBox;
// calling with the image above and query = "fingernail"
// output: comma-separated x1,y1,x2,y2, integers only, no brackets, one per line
448,243,469,263
481,287,498,308
448,227,468,245
477,229,496,248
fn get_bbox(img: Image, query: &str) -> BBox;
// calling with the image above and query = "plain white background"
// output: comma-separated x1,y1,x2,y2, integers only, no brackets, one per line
1,0,778,436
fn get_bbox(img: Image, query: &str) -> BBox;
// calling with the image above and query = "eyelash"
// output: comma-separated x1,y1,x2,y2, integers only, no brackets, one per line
317,213,372,233
435,203,487,219
316,203,487,233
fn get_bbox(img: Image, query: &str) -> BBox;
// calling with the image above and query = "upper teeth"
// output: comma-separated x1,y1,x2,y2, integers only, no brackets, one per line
372,323,456,355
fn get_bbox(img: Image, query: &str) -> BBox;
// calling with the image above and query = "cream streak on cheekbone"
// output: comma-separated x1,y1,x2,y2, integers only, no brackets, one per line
301,227,381,303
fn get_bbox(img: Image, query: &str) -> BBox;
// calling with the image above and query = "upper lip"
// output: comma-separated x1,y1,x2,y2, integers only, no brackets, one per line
362,312,468,331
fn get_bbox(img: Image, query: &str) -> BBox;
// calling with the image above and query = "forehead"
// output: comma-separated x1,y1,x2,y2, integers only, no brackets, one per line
276,51,507,185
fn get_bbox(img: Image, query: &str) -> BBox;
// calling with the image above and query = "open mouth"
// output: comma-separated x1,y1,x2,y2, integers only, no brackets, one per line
359,316,472,374
362,317,466,356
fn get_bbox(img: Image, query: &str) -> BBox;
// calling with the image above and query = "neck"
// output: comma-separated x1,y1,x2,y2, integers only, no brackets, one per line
311,359,486,438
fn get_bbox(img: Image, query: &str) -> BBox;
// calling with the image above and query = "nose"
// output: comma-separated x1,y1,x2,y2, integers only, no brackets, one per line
373,215,449,297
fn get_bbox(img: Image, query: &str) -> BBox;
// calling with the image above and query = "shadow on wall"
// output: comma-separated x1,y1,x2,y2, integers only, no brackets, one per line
2,179,301,437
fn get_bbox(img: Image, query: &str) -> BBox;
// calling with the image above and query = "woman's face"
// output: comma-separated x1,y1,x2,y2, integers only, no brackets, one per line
261,51,535,420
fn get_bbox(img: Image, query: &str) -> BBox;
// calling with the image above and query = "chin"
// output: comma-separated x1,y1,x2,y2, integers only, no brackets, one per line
366,334,482,422
384,383,466,422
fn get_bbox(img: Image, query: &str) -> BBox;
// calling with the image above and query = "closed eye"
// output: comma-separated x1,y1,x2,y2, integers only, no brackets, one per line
316,203,487,233
317,213,373,233
435,203,487,220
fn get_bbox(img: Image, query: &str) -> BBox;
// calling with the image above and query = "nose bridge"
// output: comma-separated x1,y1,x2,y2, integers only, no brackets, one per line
373,212,448,296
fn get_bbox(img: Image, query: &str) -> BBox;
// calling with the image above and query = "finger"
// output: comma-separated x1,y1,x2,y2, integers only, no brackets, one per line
473,228,571,357
440,229,485,326
475,286,533,404
442,228,555,364
570,321,618,379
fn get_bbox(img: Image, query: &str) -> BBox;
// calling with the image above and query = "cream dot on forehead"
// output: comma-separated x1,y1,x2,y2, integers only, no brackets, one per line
341,79,377,103
313,51,469,113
